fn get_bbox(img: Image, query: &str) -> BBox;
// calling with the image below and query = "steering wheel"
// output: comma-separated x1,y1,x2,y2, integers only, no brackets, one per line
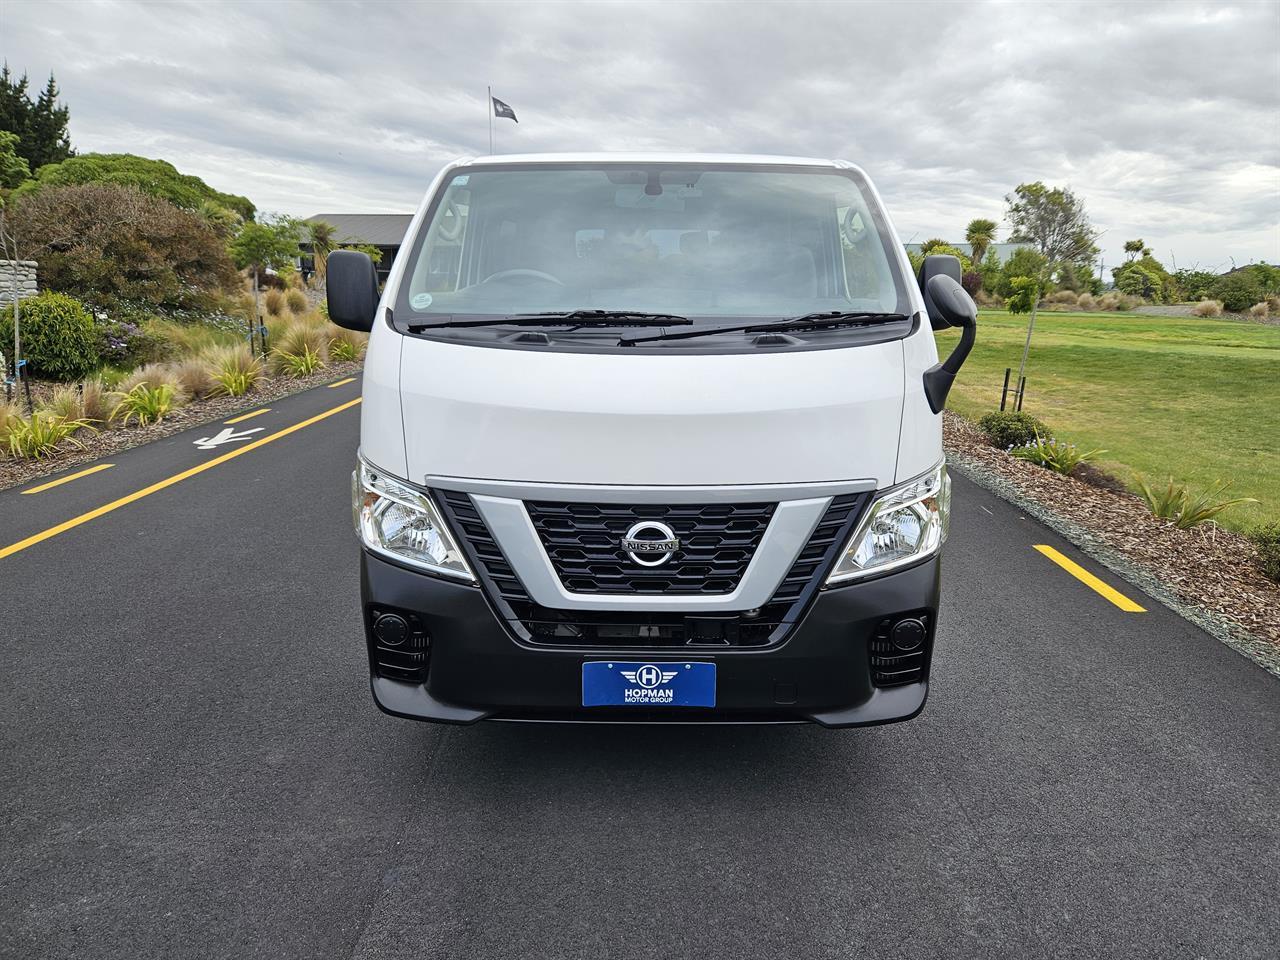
437,201,464,241
842,207,869,246
481,268,564,286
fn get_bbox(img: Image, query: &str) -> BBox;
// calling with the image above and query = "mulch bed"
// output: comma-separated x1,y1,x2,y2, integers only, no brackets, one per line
943,412,1280,675
0,361,363,492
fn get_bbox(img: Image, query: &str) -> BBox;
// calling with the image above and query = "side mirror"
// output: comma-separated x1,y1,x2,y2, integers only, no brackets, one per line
921,274,977,414
326,250,379,332
917,255,963,331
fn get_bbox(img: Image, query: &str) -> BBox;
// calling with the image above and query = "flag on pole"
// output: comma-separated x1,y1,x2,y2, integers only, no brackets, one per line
492,96,518,123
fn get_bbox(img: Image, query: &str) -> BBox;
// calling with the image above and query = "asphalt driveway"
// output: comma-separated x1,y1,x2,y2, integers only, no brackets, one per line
2,378,1276,959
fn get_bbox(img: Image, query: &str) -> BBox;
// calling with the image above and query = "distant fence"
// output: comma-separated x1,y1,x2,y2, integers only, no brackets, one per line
0,260,38,306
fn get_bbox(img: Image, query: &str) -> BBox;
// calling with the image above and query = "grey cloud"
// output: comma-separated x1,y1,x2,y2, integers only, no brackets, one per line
4,0,1277,267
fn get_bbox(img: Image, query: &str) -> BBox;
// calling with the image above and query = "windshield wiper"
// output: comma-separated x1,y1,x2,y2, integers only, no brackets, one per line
407,309,690,332
617,311,909,346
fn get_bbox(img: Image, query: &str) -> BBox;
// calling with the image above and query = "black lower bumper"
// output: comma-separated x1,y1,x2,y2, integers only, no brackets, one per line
360,551,940,728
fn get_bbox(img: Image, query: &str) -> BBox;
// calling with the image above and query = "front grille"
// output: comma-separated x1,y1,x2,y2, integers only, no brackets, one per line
437,488,869,650
438,490,529,602
524,501,775,594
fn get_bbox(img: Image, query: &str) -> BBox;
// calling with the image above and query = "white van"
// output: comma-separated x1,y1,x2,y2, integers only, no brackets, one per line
331,153,976,726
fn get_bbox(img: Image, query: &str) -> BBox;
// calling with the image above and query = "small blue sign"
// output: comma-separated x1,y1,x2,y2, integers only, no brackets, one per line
582,661,716,708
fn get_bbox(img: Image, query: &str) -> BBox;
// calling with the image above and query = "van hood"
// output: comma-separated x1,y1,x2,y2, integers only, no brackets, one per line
396,337,906,488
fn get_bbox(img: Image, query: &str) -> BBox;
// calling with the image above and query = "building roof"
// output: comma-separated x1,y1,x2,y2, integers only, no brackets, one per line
305,214,414,247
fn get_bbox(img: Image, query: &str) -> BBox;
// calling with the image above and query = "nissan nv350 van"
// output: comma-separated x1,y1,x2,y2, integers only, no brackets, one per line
330,153,976,727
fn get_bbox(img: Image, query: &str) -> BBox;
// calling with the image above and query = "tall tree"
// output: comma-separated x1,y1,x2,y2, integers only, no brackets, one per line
26,74,72,170
0,65,31,147
1123,239,1145,262
1006,182,1098,270
229,216,304,324
0,66,73,171
964,218,997,267
1004,182,1099,400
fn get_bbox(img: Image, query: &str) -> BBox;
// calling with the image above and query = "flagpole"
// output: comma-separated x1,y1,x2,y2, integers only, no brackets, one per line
487,84,493,155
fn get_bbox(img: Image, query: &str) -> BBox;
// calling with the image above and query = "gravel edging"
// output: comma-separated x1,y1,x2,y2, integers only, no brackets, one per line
0,362,363,492
943,412,1280,678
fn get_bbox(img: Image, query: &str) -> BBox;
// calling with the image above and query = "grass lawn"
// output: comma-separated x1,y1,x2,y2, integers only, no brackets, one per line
935,309,1280,532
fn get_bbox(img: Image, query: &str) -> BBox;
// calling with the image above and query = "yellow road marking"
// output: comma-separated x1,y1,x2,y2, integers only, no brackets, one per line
1033,545,1146,612
1,399,362,561
21,463,115,495
225,408,271,424
327,377,357,388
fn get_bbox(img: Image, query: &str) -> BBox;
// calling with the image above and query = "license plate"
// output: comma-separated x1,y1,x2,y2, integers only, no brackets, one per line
582,661,716,708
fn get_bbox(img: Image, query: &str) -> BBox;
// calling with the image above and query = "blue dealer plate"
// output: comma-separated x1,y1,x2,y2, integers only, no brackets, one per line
582,661,716,708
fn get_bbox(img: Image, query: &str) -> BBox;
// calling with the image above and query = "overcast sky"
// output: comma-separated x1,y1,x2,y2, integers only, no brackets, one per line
5,0,1278,270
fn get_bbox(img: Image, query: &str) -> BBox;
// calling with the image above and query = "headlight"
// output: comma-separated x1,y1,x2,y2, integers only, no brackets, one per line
352,459,474,581
827,463,950,584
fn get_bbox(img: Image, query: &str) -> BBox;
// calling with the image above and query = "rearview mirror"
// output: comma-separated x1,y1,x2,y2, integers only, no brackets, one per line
925,273,978,329
326,250,380,332
917,255,964,331
921,274,977,414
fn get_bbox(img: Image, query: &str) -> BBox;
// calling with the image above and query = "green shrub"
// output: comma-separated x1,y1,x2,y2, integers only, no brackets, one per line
5,411,94,459
110,371,184,425
329,338,360,362
1005,276,1039,314
1011,434,1104,475
207,344,263,397
272,344,324,377
11,153,255,220
270,321,329,375
285,289,309,315
995,248,1048,299
978,411,1050,449
1134,475,1258,530
0,292,100,380
1251,524,1280,583
1112,255,1176,303
1114,263,1160,301
1210,272,1264,312
917,243,972,272
96,317,172,369
328,326,367,362
44,385,86,422
1174,269,1217,301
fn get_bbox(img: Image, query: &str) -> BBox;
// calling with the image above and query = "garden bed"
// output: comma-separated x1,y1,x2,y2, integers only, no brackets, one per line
944,411,1280,675
0,360,362,492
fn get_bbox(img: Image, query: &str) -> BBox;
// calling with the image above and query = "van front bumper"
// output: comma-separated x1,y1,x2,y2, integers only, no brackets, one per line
360,550,940,728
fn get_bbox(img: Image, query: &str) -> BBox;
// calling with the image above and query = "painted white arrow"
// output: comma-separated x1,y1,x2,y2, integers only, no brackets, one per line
193,426,265,450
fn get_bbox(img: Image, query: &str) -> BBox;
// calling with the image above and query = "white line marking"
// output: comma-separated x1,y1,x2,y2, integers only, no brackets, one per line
193,426,265,450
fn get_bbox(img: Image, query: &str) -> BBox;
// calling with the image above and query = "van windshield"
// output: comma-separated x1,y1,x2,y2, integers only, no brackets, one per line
398,164,908,322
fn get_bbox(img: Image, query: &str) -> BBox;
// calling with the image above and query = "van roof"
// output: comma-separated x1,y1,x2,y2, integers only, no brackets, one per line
459,152,848,168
